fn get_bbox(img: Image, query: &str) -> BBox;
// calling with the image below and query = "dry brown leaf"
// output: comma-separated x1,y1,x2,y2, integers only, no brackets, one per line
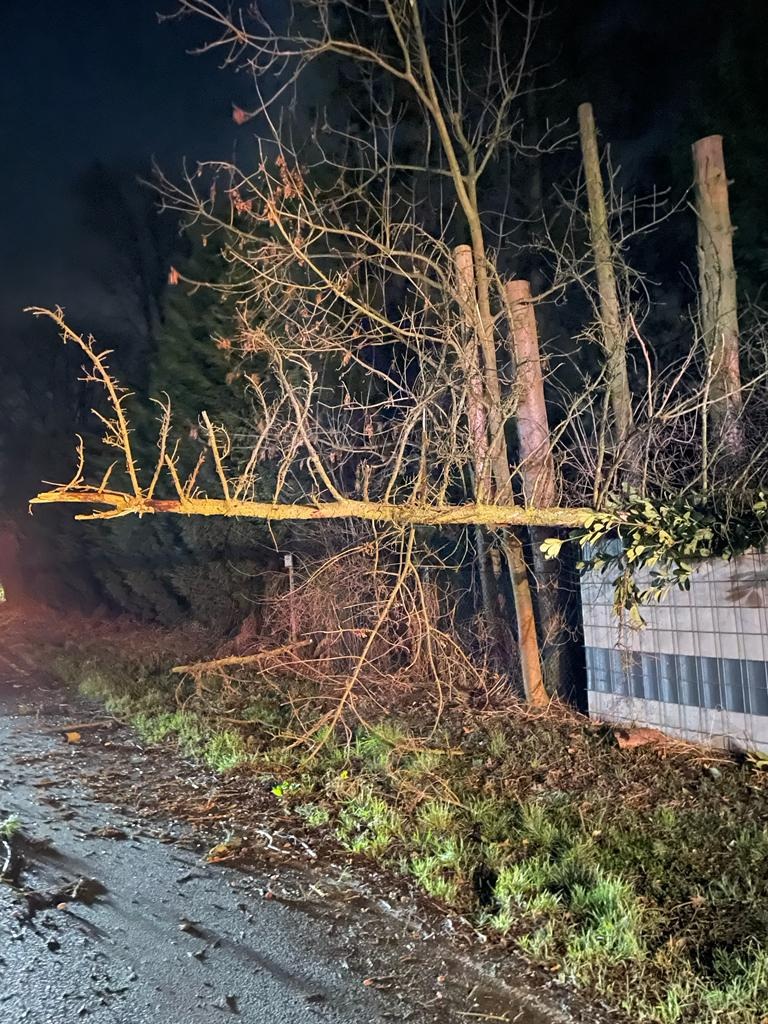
613,726,667,750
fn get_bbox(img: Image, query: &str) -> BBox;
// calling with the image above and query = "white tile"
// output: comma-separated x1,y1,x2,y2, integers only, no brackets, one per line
642,631,675,657
582,551,768,756
709,558,735,582
591,626,614,649
738,608,765,636
746,715,768,750
719,710,751,747
689,564,714,586
716,633,741,660
585,690,609,718
674,632,697,656
579,582,597,604
614,696,641,721
682,704,704,733
615,624,641,650
694,632,719,659
693,606,716,634
732,552,761,577
714,606,739,633
666,584,689,607
635,627,656,654
634,698,658,725
672,607,694,631
634,603,655,630
653,628,676,651
590,694,768,755
657,605,674,630
696,707,716,741
741,634,766,661
598,604,619,628
593,579,614,602
656,703,683,735
589,691,635,725
632,565,652,583
580,606,597,629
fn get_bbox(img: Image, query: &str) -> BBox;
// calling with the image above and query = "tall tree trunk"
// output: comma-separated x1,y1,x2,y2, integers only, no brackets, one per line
506,281,556,508
453,245,506,654
453,246,546,705
692,134,743,456
577,102,633,440
453,246,493,500
506,279,564,696
473,522,507,653
405,4,545,704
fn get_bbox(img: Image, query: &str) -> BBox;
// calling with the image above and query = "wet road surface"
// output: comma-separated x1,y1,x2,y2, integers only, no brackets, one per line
0,661,603,1024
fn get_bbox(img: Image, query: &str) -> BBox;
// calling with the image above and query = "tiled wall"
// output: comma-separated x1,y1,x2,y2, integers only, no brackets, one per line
581,550,768,752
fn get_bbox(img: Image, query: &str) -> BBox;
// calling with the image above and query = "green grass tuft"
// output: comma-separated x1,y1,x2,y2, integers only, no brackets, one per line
408,852,460,903
486,724,509,759
354,723,411,769
336,786,405,856
417,799,456,833
203,730,249,772
296,803,331,827
0,814,21,839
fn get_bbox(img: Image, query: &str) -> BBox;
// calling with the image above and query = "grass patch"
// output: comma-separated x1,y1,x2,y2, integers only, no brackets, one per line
408,852,460,903
43,636,768,1024
336,785,405,855
0,814,21,839
296,803,331,827
354,723,412,770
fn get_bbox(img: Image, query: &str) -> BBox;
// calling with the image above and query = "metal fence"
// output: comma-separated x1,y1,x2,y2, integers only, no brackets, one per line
581,550,768,752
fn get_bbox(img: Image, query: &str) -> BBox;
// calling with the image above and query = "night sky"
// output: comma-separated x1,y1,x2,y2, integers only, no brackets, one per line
0,1,760,339
0,0,246,332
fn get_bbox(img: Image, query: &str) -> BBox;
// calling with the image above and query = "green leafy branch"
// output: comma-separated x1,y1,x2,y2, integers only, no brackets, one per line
542,491,768,623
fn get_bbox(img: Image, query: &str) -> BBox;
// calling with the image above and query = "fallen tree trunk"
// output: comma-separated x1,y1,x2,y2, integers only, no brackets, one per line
172,639,312,676
30,489,594,529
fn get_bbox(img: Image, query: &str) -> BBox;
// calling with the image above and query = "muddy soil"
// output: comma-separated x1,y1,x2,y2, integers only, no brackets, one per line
0,657,611,1023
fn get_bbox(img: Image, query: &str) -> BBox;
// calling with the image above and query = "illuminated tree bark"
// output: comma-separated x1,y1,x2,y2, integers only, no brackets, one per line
692,134,743,455
577,102,633,440
453,245,505,650
451,241,545,703
506,280,563,696
30,487,591,529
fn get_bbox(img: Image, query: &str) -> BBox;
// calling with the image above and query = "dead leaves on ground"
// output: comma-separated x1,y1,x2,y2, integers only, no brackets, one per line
612,726,669,750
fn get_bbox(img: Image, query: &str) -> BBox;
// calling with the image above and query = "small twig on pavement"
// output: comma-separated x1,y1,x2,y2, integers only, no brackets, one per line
1,839,12,880
42,721,117,734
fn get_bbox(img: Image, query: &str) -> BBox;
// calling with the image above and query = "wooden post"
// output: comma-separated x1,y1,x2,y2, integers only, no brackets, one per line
501,533,549,707
453,245,547,706
507,280,564,696
692,135,742,452
577,103,633,440
506,280,555,507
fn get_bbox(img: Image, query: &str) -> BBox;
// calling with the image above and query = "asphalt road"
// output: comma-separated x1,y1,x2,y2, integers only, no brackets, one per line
0,667,597,1024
